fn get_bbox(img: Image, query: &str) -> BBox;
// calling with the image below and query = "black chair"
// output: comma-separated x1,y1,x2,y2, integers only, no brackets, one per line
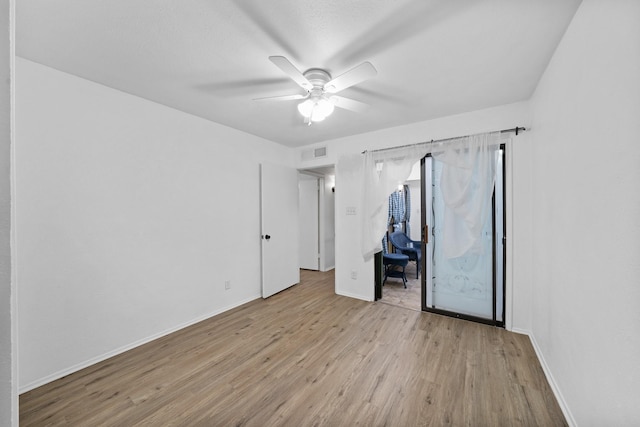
389,231,422,278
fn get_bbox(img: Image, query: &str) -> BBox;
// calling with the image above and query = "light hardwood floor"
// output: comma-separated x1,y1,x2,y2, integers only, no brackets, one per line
20,270,567,426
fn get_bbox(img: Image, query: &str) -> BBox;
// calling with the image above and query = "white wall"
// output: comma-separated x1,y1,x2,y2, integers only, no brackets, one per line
15,58,293,391
528,1,640,425
508,127,534,333
1,0,16,424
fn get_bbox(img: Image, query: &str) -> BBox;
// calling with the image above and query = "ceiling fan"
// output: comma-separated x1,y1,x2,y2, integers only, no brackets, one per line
255,56,377,125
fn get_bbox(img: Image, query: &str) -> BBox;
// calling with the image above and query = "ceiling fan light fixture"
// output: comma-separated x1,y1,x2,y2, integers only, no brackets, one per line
297,99,315,117
310,108,327,122
316,97,335,117
298,96,335,122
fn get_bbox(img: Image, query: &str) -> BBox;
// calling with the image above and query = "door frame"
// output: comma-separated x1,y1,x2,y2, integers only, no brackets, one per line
420,144,507,327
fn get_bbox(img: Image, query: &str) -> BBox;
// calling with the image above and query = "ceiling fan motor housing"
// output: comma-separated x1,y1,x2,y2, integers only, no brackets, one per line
303,68,332,94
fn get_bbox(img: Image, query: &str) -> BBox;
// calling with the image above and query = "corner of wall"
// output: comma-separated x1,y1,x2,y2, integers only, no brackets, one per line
518,330,577,427
1,0,18,424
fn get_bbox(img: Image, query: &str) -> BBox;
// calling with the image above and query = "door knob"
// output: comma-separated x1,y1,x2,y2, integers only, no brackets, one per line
264,234,271,240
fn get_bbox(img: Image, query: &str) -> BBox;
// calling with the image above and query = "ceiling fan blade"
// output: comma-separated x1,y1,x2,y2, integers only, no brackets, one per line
269,56,313,91
331,96,370,113
324,62,377,93
253,93,307,101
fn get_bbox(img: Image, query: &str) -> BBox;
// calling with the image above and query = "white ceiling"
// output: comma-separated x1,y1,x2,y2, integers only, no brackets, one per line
17,0,581,148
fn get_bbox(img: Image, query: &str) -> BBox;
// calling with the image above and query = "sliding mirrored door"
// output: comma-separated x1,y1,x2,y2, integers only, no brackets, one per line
421,147,505,325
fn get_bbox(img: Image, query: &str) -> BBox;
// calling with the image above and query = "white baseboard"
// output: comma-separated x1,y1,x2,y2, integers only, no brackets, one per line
19,294,261,394
509,327,528,335
335,289,373,302
512,328,577,427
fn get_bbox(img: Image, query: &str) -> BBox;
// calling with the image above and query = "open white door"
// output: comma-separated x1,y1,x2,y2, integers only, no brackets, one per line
260,163,300,298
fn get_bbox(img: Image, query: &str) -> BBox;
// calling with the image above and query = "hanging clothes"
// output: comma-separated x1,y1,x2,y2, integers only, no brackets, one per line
388,189,405,224
383,186,411,253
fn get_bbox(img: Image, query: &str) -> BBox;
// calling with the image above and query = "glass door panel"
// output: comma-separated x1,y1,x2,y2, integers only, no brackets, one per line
422,148,505,324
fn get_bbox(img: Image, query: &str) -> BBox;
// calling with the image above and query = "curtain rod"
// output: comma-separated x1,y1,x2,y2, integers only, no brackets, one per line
362,126,526,154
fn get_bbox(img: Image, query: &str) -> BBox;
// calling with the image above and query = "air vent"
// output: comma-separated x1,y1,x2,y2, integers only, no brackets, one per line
301,146,328,161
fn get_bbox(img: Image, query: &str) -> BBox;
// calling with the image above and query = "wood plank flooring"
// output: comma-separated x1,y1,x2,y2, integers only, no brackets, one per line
20,269,567,426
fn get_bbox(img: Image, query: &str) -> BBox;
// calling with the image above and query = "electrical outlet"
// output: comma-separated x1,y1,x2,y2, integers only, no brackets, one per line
351,270,358,280
225,280,231,290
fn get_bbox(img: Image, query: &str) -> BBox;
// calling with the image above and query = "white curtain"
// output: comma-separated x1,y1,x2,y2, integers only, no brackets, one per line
357,132,502,261
360,145,428,260
432,133,498,258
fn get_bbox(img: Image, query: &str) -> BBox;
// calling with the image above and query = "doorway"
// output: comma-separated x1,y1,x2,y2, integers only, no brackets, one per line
298,168,336,272
376,162,423,311
299,174,320,270
421,145,506,326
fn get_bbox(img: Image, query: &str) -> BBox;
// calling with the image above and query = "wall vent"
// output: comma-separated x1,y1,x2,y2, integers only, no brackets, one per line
301,146,328,161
